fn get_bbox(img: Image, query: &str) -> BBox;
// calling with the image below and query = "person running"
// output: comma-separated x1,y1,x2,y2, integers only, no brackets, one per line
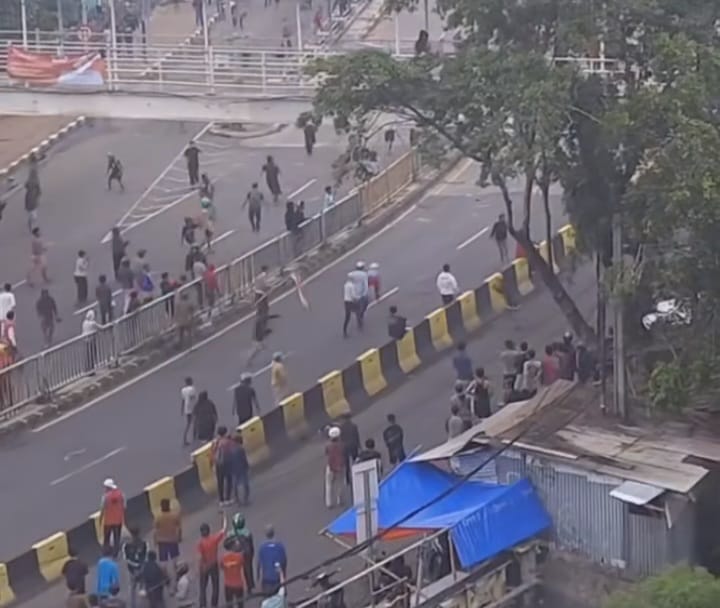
36,288,59,347
436,263,458,305
233,373,259,426
74,250,90,306
180,376,198,446
244,183,264,233
27,227,50,286
185,140,201,186
261,156,282,205
270,352,288,406
107,154,125,191
490,213,509,264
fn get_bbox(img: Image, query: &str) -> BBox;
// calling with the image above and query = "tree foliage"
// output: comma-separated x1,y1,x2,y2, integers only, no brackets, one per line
307,0,720,371
605,566,720,608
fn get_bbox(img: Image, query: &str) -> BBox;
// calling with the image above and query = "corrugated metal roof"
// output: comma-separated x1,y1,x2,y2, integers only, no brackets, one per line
410,380,720,495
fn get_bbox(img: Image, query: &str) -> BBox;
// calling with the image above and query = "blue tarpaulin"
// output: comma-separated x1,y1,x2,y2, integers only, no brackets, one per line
327,461,550,568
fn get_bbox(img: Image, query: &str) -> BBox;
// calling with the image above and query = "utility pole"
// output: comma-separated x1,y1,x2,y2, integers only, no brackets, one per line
612,212,627,420
56,0,65,51
423,0,430,32
20,0,28,49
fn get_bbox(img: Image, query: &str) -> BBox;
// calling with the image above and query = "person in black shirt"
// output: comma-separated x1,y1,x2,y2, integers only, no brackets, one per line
387,306,407,340
62,546,88,593
233,374,259,425
140,550,169,608
284,201,297,232
382,414,406,465
184,141,200,186
356,438,383,474
339,413,360,484
490,213,509,263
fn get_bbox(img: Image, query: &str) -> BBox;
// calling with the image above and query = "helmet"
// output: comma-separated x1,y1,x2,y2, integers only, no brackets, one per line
232,513,246,528
356,261,366,269
328,426,341,439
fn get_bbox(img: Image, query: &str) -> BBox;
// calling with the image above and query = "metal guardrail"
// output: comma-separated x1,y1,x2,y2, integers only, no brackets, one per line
0,38,625,97
0,148,421,417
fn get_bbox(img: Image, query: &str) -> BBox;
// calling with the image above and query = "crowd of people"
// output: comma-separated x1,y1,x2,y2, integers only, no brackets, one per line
64,476,290,608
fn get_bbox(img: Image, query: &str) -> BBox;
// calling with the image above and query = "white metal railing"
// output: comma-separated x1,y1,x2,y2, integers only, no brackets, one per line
0,41,624,98
0,149,420,418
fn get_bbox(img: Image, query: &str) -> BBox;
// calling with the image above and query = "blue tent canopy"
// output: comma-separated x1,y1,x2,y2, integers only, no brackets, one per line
327,461,550,569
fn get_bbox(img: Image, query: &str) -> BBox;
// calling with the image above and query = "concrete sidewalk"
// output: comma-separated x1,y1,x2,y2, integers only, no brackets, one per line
0,2,201,175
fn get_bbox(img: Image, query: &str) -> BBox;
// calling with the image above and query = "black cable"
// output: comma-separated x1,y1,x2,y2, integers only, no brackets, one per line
239,381,582,603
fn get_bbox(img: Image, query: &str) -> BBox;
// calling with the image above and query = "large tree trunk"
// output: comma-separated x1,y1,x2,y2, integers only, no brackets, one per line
514,227,597,345
540,182,554,273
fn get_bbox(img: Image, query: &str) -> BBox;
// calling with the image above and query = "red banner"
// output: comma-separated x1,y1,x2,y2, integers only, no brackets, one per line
6,45,107,87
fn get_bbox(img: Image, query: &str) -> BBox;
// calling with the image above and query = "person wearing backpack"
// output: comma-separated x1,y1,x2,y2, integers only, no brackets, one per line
212,426,234,506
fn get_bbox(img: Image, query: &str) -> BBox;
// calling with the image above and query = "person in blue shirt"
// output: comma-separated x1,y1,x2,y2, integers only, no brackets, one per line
96,545,120,598
257,525,287,596
452,342,474,383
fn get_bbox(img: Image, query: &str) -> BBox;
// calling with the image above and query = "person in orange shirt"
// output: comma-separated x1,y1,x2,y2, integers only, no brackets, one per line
221,537,247,608
197,511,227,608
100,478,125,557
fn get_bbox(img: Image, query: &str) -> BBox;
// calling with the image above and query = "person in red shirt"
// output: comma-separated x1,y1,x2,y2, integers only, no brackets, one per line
100,478,125,557
325,426,345,509
197,512,227,608
221,537,247,608
541,345,560,386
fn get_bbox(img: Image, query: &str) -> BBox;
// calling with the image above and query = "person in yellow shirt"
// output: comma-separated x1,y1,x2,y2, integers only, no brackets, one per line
270,352,288,406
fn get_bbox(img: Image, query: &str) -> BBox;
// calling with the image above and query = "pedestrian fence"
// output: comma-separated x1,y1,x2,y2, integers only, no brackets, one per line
0,148,423,418
0,34,625,98
0,221,571,604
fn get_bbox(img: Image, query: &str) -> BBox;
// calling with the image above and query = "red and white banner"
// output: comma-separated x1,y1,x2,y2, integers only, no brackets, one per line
6,46,107,87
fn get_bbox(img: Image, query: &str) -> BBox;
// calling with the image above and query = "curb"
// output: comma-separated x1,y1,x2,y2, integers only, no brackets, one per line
208,122,287,139
0,220,580,606
0,116,88,181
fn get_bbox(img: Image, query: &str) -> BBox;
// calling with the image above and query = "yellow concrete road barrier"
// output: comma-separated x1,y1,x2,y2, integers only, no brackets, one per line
357,348,388,397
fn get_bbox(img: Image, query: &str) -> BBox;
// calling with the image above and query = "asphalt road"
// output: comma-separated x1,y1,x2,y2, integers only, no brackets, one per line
20,240,596,608
0,159,567,559
0,118,409,358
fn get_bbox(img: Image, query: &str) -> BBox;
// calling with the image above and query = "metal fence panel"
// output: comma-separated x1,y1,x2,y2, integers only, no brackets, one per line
0,356,41,414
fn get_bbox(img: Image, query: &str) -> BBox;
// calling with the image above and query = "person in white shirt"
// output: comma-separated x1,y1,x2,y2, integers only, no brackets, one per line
342,274,357,338
436,263,459,305
73,250,90,305
348,261,369,325
180,376,198,446
519,350,542,397
81,310,99,374
0,283,16,323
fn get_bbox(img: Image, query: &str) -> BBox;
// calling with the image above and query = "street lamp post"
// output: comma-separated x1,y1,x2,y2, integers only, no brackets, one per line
57,0,65,52
20,0,28,49
109,0,118,89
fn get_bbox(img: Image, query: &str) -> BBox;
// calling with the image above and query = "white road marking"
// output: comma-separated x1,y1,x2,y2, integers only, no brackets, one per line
429,158,475,197
415,217,432,223
12,279,27,288
226,351,296,391
74,289,123,316
164,175,190,184
457,226,489,251
34,203,419,432
288,178,317,200
63,448,87,461
368,286,399,309
50,446,127,486
198,140,232,150
101,122,213,243
209,229,235,246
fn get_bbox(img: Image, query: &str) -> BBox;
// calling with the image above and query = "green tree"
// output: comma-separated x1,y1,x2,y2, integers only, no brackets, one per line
605,566,720,608
309,47,597,341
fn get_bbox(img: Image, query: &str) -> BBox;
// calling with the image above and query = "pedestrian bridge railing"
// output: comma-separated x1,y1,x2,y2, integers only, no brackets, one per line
0,149,421,418
0,38,625,98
